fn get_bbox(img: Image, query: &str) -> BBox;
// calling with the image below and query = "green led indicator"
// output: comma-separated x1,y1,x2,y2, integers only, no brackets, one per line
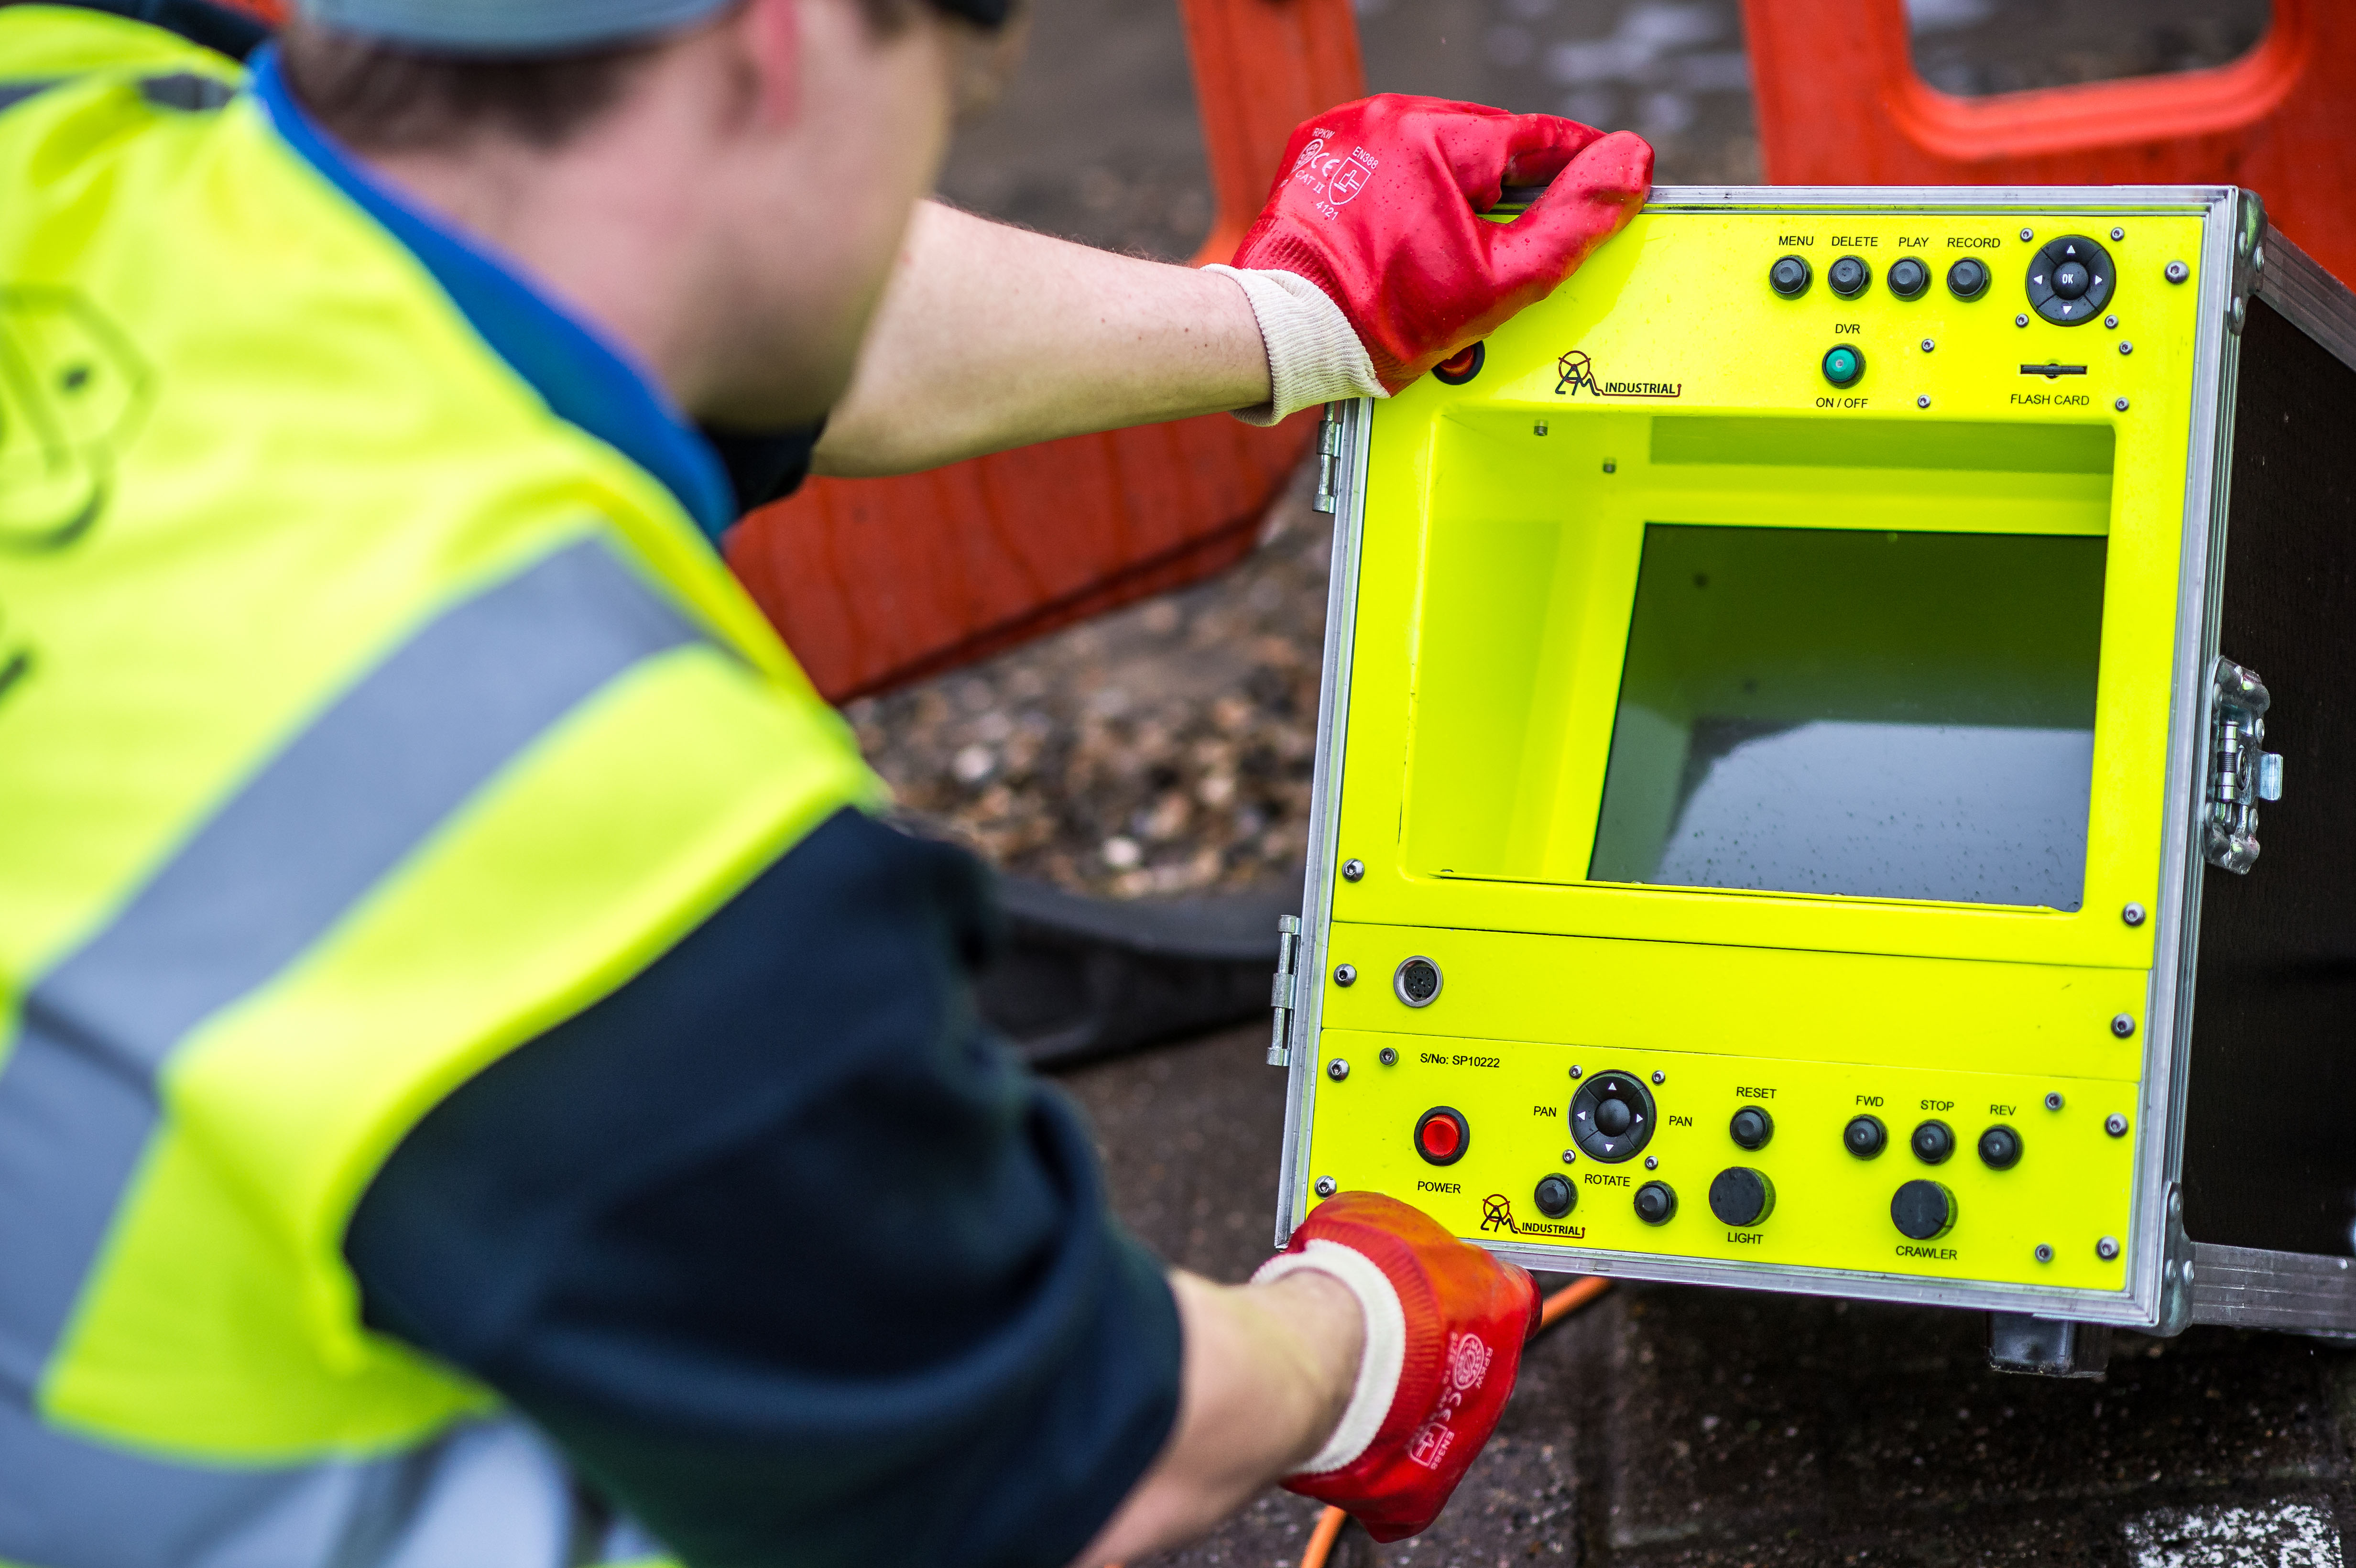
1822,345,1865,388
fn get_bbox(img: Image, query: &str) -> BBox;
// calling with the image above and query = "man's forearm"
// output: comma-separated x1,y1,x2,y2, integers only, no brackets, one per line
1071,1269,1363,1567
811,202,1271,477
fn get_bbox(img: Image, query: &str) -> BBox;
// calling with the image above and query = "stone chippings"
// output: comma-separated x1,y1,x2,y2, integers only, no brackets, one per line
1059,1031,2356,1568
849,474,1331,902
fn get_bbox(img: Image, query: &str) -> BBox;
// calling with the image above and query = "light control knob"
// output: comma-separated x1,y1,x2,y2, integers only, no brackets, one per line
1708,1166,1775,1227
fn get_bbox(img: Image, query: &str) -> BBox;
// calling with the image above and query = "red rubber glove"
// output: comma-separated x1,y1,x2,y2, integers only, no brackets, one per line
1251,1191,1542,1542
1212,96,1650,420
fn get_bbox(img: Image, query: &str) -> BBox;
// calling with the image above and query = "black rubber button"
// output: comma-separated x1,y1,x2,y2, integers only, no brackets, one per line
1570,1071,1657,1164
1432,341,1485,386
2026,235,2116,325
1770,255,1812,297
1911,1119,1955,1165
1891,1179,1957,1241
1708,1166,1775,1227
1828,255,1871,298
1729,1107,1774,1150
1947,257,1990,300
1534,1174,1576,1218
2052,260,2091,300
1888,257,1930,299
1414,1106,1470,1166
1635,1180,1678,1225
1844,1114,1887,1158
1978,1124,2023,1170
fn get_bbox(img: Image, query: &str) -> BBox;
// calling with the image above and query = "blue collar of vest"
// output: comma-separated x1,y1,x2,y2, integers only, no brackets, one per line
248,47,737,543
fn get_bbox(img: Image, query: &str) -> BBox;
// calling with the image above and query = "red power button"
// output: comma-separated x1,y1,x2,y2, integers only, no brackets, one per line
1414,1107,1470,1166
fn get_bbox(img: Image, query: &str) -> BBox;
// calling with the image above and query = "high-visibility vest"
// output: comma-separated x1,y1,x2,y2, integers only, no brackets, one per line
0,9,882,1560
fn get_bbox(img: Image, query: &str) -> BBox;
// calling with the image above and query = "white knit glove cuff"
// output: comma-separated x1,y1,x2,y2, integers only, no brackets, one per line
1251,1239,1408,1477
1205,265,1388,427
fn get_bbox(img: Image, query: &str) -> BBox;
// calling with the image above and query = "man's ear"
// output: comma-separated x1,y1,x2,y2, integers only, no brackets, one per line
738,0,803,128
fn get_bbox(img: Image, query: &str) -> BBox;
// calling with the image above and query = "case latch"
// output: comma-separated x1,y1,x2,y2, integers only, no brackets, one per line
1268,915,1301,1067
2205,657,2284,873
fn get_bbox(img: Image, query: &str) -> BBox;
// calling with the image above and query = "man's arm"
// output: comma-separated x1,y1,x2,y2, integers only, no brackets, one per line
811,201,1272,478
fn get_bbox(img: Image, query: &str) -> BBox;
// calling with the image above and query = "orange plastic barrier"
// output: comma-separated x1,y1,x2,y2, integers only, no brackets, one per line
727,0,1366,701
1740,0,2356,287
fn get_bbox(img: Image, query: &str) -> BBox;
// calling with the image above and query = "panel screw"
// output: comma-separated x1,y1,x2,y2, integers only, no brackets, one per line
2118,341,2134,355
2166,260,2189,284
2104,314,2119,329
1534,421,1549,436
2122,902,2146,926
2115,397,2130,412
2020,227,2035,241
1917,395,1931,409
1652,1069,1666,1085
1921,338,1935,352
2105,1112,2130,1137
1378,1046,1397,1066
1562,1148,1578,1165
1568,1065,1583,1079
1341,858,1364,882
1327,1058,1350,1081
1645,1155,1659,1170
1602,460,1617,474
2045,1091,2064,1111
2097,1236,2121,1261
2112,1013,2136,1037
1334,963,1357,987
1315,1176,1338,1197
2035,1243,2054,1263
2016,314,2030,327
2110,227,2126,242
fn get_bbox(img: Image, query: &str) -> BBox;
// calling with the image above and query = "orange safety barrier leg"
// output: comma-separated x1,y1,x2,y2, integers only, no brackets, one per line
1739,0,2356,287
727,0,1365,703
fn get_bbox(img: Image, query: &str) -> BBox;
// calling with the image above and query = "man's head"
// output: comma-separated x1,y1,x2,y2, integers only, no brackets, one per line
279,0,1025,426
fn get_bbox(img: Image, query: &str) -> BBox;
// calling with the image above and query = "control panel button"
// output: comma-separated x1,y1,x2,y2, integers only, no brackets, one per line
1729,1106,1774,1150
1891,1179,1957,1241
1977,1123,2023,1170
1570,1071,1657,1163
2025,235,2116,325
1769,255,1812,297
1911,1119,1955,1164
1634,1180,1678,1225
1822,345,1865,388
1827,255,1871,298
1431,341,1486,386
1534,1174,1576,1218
1414,1106,1469,1165
1888,257,1930,299
1708,1166,1776,1227
1947,257,1990,300
1844,1114,1887,1158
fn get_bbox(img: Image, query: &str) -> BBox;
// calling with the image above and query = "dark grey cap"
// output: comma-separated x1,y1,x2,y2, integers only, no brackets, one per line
294,0,740,51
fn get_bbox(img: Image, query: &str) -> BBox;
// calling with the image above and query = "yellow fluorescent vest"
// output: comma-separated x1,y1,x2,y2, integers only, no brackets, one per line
0,8,880,1558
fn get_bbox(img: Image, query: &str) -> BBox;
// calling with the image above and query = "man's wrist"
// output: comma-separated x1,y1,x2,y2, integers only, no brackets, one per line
1249,1249,1385,1474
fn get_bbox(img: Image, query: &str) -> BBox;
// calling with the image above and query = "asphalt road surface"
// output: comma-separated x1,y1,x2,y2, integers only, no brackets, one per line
899,4,2348,1564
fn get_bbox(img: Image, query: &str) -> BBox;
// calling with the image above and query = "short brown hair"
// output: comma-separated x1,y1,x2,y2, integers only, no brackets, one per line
277,0,917,155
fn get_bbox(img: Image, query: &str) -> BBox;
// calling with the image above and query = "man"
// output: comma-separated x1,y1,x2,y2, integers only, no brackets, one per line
0,0,1649,1562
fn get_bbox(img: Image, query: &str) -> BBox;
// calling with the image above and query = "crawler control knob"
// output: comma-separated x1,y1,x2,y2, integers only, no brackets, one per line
1911,1119,1955,1164
1634,1180,1678,1225
1729,1107,1774,1150
1708,1166,1775,1227
1891,1179,1957,1241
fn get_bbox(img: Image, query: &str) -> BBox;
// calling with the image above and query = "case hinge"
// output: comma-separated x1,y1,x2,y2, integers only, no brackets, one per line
1311,404,1342,514
2204,657,2284,873
1268,915,1302,1067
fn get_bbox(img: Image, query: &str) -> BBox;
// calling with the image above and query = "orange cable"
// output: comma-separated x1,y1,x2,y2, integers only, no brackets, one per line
1295,1276,1611,1568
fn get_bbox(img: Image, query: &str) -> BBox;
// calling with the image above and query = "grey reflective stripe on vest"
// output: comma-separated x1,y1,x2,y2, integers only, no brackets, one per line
0,1405,576,1568
0,537,704,1562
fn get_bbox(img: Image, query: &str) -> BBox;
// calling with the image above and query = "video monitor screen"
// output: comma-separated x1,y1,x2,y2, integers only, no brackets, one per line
1588,524,2107,910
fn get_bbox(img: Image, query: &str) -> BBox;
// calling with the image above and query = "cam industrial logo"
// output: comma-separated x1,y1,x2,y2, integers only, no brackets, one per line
1556,349,1681,399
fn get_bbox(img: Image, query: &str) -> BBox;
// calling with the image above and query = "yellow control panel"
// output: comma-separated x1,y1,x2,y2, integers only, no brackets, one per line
1290,201,2218,1308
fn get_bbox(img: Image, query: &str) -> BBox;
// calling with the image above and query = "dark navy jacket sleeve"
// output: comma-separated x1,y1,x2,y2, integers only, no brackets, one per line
344,809,1182,1568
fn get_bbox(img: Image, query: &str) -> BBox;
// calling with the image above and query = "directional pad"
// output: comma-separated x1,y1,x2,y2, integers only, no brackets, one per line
1570,1070,1657,1164
2025,234,2116,325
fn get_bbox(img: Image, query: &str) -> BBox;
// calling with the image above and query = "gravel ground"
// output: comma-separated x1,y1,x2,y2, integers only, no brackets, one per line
878,7,2345,1566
